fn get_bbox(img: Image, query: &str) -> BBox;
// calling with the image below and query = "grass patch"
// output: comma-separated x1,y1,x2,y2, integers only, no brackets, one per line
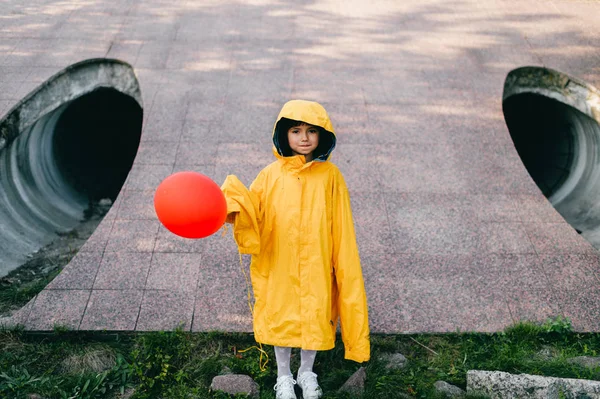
1,318,599,398
0,273,60,315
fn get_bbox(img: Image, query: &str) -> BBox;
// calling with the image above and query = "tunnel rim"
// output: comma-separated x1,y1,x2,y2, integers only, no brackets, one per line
0,58,143,151
502,67,600,249
502,67,600,200
0,58,144,277
503,67,600,204
503,66,600,126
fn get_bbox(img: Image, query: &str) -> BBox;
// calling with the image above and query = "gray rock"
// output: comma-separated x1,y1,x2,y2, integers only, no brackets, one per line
210,374,259,398
113,388,135,399
534,347,556,362
27,395,46,399
567,356,600,369
434,381,466,398
467,370,600,398
98,198,113,207
338,367,367,395
379,352,408,370
219,366,234,375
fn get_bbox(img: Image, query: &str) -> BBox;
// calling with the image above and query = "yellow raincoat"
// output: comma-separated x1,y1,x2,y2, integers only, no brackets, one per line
221,100,370,362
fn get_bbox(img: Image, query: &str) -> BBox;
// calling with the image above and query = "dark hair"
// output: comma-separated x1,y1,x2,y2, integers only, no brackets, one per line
274,118,336,161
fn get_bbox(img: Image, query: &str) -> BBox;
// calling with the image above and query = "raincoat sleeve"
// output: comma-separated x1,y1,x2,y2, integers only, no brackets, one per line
220,173,265,255
332,170,370,363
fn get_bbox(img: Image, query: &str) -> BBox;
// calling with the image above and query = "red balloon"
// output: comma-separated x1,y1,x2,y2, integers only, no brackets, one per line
154,171,227,239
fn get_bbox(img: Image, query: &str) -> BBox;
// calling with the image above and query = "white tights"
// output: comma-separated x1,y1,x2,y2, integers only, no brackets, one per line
274,346,317,378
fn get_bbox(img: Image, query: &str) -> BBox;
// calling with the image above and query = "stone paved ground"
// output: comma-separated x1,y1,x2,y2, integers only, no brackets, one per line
2,0,600,333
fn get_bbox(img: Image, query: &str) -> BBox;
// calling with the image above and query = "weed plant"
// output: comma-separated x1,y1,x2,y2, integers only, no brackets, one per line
1,318,599,399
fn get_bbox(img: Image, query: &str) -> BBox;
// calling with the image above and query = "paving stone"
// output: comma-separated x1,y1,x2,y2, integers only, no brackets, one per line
512,194,566,223
180,119,221,143
367,259,516,333
26,290,90,331
192,250,253,332
350,191,396,255
333,145,384,193
293,68,366,105
46,252,103,290
116,190,156,220
104,220,160,253
139,89,188,141
379,143,470,193
146,253,202,292
101,196,122,222
214,143,272,187
80,290,143,331
553,289,600,331
523,223,597,255
446,254,551,293
136,290,195,331
1,299,35,329
79,218,114,253
122,164,173,191
226,69,293,103
105,40,143,64
504,289,562,326
537,254,600,293
165,42,230,71
175,141,219,166
134,140,178,165
215,100,281,145
478,222,536,254
93,252,152,290
154,224,208,253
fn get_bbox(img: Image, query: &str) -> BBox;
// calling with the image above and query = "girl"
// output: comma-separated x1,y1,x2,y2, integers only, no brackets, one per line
221,100,370,399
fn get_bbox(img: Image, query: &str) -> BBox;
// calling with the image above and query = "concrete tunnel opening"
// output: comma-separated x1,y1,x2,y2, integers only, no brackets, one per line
0,59,143,277
53,88,143,202
503,67,600,250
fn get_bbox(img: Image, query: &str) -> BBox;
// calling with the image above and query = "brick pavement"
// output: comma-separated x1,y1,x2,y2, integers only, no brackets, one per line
1,0,600,333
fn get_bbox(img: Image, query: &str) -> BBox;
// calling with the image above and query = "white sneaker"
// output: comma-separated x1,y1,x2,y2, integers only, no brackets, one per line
274,375,297,399
297,371,323,399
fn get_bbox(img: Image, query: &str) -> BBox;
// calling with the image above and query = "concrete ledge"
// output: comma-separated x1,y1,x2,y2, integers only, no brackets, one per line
0,58,141,149
503,66,600,125
467,370,600,399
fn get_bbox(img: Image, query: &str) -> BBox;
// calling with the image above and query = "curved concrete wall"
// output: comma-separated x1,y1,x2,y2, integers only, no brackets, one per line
0,59,143,277
503,67,600,249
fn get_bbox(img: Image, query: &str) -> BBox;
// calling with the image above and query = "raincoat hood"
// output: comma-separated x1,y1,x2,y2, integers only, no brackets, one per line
273,100,337,162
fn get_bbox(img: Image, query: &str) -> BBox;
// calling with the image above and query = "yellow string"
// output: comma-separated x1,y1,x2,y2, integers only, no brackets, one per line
237,249,269,372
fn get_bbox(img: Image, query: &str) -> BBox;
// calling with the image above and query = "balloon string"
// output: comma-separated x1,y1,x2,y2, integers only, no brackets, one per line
238,248,269,372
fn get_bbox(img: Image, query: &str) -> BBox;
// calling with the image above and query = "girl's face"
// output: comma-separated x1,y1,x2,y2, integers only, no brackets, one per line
287,123,320,161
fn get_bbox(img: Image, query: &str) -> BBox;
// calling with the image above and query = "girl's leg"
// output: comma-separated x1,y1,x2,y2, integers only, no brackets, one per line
298,349,317,375
274,346,293,377
274,347,297,399
297,350,322,398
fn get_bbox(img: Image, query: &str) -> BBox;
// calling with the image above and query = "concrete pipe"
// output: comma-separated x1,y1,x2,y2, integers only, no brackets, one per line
0,59,142,276
503,66,600,249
